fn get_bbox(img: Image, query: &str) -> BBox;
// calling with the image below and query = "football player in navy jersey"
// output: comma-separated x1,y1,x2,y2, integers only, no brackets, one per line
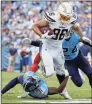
1,71,69,99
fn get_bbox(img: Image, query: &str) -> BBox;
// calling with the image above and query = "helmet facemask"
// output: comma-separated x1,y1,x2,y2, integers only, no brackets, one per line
58,2,73,24
59,14,71,24
23,77,39,92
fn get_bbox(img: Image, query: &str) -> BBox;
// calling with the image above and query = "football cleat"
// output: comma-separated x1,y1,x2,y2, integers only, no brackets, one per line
60,88,72,100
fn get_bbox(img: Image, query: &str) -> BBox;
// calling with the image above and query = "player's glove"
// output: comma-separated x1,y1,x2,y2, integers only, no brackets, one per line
17,92,29,98
41,31,55,39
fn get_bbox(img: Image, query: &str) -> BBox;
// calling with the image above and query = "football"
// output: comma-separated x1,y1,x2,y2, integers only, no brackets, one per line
40,26,54,35
48,27,54,35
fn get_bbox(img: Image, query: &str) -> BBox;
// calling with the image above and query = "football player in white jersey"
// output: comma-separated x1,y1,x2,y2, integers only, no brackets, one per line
32,2,84,99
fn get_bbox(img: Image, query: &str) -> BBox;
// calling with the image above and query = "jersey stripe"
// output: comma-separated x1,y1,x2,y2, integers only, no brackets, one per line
71,20,77,24
71,13,78,24
45,12,56,22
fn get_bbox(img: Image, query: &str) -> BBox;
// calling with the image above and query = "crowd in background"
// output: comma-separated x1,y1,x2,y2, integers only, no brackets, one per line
1,1,92,71
1,1,59,48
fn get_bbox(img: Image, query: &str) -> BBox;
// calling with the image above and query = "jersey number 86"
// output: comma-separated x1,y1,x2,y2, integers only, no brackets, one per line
52,28,68,40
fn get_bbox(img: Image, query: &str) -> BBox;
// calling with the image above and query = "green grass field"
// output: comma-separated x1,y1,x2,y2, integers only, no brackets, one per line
1,71,92,103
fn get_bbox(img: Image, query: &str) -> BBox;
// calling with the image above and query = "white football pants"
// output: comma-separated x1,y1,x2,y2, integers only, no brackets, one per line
40,44,66,77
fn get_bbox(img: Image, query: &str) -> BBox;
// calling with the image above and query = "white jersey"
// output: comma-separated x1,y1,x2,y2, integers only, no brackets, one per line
40,11,77,77
42,11,77,47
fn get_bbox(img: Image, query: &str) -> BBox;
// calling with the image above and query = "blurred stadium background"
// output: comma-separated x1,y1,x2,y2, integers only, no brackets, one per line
1,1,92,103
1,1,92,71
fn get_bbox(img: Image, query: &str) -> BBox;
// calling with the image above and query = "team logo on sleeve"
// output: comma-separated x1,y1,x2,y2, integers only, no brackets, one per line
45,12,56,22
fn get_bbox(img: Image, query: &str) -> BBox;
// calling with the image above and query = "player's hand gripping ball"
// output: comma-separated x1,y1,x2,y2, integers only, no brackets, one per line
47,28,54,35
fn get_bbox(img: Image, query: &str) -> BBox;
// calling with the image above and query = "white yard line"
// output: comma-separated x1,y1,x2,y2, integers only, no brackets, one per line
21,99,92,103
67,88,91,91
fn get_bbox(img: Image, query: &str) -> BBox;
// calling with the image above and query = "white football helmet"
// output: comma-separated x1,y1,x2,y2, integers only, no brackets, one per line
58,2,73,24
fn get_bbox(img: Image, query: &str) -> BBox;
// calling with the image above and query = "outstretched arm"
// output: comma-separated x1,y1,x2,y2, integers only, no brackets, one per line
1,76,22,95
48,76,69,95
80,37,92,47
72,24,83,38
72,24,92,47
31,40,42,47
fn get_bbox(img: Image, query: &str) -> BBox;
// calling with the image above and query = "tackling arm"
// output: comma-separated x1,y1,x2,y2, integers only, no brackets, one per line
1,76,22,95
48,76,69,95
72,24,92,47
72,24,83,38
80,37,92,47
31,40,42,47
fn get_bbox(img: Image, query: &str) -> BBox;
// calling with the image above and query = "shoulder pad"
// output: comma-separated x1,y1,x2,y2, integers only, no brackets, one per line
44,12,56,22
71,13,78,24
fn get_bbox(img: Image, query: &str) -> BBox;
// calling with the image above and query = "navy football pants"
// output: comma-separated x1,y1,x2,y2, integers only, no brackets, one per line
65,51,92,87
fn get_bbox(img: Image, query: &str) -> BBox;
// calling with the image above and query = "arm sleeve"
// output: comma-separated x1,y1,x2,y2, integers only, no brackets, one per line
1,76,21,94
31,40,42,47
